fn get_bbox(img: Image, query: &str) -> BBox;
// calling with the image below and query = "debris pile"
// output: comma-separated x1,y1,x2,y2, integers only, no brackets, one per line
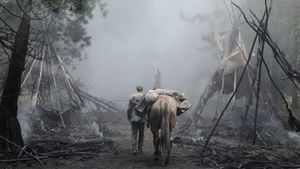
174,136,300,169
0,119,118,166
0,137,114,165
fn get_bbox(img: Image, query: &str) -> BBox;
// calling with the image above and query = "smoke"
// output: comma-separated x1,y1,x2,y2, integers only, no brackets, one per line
17,1,246,138
18,98,33,141
91,121,103,138
71,0,232,107
286,132,300,148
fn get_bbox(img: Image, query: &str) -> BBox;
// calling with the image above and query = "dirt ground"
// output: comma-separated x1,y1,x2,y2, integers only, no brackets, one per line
1,118,300,169
0,121,209,169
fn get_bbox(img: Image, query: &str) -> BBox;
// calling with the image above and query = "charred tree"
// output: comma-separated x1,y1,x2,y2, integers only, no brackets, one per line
0,0,32,152
154,69,161,89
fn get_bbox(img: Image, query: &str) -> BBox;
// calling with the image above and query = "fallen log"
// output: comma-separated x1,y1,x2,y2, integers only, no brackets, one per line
0,156,48,163
64,138,113,147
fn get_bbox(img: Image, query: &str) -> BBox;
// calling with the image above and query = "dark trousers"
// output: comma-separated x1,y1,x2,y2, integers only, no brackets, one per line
131,121,145,152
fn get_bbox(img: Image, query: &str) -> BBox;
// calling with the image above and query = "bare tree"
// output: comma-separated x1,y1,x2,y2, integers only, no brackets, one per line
0,0,32,152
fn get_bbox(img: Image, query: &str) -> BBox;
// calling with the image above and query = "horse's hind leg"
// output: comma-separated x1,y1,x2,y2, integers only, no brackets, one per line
152,130,160,160
170,128,175,150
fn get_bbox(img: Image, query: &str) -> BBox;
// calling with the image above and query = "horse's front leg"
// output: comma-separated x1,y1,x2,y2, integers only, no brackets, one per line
152,129,160,160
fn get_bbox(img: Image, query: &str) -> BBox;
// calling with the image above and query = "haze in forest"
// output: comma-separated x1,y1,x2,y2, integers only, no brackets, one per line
71,0,230,105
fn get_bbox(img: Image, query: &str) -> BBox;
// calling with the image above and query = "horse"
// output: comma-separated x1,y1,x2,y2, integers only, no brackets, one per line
149,95,177,166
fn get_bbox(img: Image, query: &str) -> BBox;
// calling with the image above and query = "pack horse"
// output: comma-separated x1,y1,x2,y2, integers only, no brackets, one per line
135,89,192,166
149,95,178,166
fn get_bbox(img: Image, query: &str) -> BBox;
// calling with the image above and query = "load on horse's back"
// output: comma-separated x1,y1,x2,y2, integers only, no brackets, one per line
136,89,192,166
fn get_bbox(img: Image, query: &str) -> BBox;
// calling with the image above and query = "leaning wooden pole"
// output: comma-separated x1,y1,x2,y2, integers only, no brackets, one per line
252,1,271,145
42,20,67,131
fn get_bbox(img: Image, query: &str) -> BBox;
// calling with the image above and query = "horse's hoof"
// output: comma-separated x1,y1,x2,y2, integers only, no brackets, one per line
154,151,162,157
154,156,159,161
165,158,170,165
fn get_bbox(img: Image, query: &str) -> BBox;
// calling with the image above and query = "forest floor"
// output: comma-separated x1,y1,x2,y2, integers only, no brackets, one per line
1,116,300,169
0,120,210,169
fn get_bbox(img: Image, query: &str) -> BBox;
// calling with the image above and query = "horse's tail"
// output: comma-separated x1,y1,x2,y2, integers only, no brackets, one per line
160,100,170,155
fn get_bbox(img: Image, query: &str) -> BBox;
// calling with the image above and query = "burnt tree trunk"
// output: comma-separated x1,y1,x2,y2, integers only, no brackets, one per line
154,69,161,89
0,0,32,153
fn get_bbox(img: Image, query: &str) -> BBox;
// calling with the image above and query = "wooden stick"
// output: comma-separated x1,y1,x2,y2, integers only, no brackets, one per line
0,135,43,165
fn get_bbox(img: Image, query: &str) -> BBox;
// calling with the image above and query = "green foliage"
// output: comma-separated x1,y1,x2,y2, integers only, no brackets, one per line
0,0,108,65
